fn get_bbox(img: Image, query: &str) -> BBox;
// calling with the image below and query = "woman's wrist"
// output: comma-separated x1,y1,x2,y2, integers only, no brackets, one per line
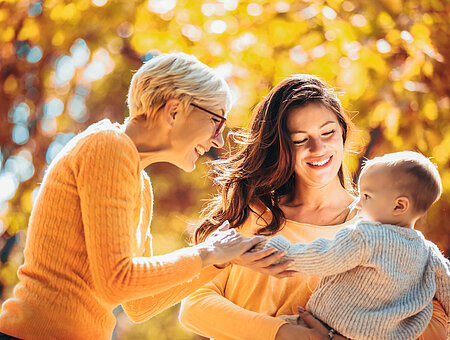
195,244,214,268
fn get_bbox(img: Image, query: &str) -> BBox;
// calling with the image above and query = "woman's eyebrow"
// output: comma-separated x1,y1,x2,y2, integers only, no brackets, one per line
290,120,337,134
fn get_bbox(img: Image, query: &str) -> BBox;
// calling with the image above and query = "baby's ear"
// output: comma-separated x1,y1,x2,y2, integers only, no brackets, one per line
393,196,409,215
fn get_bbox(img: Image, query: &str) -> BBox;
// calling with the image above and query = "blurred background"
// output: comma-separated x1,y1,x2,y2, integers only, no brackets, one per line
0,0,449,339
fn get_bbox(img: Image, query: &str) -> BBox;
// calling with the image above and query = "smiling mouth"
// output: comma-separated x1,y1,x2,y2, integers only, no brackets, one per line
307,156,332,167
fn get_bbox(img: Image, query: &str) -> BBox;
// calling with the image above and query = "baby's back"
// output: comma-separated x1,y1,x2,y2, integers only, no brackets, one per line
308,222,436,340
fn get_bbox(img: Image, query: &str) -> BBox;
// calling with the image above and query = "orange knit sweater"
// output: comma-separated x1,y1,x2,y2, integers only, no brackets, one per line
180,210,448,340
0,120,220,340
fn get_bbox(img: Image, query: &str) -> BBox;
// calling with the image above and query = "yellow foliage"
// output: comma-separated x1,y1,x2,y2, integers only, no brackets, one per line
52,31,65,46
423,99,438,121
18,18,40,42
3,75,18,94
377,11,395,30
1,26,15,43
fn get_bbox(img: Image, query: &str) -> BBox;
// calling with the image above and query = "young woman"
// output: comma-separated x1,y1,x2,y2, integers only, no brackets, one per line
179,74,448,340
0,53,265,340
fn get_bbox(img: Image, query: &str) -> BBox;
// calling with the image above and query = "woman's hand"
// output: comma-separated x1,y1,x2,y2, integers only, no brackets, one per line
275,324,328,340
231,240,297,278
295,306,348,340
196,221,266,268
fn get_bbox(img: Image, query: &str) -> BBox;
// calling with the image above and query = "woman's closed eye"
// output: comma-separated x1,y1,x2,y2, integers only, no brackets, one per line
211,117,221,125
322,129,335,136
363,193,370,199
293,138,308,145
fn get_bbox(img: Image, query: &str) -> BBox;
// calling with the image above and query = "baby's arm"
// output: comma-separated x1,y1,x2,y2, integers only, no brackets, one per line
264,227,367,276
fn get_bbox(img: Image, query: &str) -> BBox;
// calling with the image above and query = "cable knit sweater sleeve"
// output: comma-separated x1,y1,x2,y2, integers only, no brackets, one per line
75,130,203,304
122,263,222,323
267,226,367,276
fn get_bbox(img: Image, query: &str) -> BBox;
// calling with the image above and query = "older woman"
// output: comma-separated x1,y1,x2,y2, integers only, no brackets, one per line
0,53,265,339
179,75,448,339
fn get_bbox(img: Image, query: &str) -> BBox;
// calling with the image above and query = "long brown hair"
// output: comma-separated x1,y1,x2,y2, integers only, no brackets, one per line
194,74,353,243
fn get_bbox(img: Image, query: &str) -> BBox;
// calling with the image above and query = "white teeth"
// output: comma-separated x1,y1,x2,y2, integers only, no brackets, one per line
195,147,205,156
310,157,331,166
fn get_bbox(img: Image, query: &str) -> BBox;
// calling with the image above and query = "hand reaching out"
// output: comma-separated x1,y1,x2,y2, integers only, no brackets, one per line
196,221,266,268
230,238,297,279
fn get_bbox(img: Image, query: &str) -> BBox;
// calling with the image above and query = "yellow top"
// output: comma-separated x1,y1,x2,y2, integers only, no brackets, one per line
180,209,448,340
0,120,220,340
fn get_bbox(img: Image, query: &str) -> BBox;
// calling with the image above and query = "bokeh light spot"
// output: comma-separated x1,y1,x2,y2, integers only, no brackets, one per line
69,95,88,122
274,1,290,13
117,22,134,38
55,56,75,85
0,172,18,202
71,39,90,67
46,133,75,165
401,30,414,43
322,6,337,20
92,0,108,6
201,3,215,16
44,98,64,118
247,3,263,16
181,24,202,42
10,103,30,125
148,0,176,14
290,45,308,64
83,61,106,81
26,46,42,63
207,20,227,34
351,14,367,27
376,39,391,53
28,1,42,16
12,125,29,145
223,0,238,11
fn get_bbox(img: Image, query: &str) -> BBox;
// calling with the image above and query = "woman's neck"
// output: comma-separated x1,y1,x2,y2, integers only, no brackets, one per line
280,177,355,225
285,177,353,209
123,118,172,170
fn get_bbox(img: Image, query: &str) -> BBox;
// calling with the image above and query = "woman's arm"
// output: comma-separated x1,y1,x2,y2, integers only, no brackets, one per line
179,266,288,340
122,265,221,322
417,299,448,340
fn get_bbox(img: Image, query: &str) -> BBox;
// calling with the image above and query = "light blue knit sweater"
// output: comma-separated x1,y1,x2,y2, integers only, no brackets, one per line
266,221,450,340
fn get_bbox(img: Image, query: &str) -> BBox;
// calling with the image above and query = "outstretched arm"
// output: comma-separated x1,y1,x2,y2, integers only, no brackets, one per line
122,265,221,323
265,226,367,276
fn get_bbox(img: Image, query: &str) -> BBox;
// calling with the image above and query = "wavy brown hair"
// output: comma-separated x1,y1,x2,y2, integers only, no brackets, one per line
194,74,353,243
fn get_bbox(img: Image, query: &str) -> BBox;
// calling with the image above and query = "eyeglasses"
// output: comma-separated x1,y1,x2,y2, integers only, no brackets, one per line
191,103,227,138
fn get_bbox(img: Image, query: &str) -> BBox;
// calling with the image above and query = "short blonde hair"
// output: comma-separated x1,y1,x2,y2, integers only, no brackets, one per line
361,151,442,213
127,52,232,120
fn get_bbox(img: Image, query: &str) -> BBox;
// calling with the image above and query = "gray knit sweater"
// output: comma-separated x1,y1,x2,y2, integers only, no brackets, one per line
266,221,450,340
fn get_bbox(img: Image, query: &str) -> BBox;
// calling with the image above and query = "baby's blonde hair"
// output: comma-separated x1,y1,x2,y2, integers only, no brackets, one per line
361,151,442,213
127,52,232,120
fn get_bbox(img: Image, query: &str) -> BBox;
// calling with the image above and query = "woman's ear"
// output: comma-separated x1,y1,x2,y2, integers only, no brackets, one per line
393,196,409,215
164,99,181,127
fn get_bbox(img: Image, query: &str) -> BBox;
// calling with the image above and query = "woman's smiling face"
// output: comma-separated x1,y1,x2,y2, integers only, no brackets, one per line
287,103,344,188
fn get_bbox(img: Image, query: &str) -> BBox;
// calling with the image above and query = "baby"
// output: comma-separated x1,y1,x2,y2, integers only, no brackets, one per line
262,151,450,340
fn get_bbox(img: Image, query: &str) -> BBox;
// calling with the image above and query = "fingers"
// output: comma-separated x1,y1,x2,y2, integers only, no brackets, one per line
253,250,288,268
217,220,230,232
297,307,328,333
274,270,298,279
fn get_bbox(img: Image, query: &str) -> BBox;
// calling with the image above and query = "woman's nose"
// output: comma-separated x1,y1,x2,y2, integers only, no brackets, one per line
309,137,325,153
212,131,225,148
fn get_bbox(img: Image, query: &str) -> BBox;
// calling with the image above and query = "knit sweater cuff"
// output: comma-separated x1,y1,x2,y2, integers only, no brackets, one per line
266,235,292,252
